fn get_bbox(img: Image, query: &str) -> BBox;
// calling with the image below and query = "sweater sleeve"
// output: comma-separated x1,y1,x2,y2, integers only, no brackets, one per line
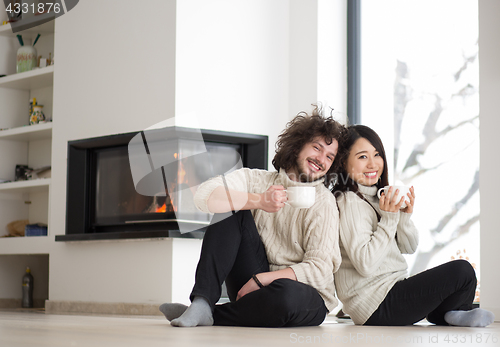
337,192,400,277
396,212,419,254
193,168,255,213
289,193,341,291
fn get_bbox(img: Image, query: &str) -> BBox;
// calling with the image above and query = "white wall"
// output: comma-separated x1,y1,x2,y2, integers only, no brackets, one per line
479,0,500,320
289,0,347,122
317,0,347,121
49,0,182,305
175,0,290,156
46,0,347,308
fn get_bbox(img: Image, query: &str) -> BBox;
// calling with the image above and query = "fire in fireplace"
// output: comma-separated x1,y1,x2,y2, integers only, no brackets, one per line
58,127,268,241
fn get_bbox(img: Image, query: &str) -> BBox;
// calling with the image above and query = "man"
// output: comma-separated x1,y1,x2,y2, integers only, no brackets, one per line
160,106,346,327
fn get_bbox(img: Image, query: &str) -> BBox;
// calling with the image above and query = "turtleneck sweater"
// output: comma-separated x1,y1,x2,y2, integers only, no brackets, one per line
334,184,419,324
194,168,341,311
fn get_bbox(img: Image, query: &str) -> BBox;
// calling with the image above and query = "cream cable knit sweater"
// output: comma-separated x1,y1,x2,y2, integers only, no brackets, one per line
194,168,341,312
335,184,419,324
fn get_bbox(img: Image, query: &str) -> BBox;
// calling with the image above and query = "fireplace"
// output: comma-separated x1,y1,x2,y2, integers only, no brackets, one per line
57,127,268,241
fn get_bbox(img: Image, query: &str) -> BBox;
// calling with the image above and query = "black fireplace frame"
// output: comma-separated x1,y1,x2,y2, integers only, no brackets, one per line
56,127,268,242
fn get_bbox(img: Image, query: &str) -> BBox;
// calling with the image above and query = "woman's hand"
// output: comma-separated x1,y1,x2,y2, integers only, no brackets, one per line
401,186,415,214
379,186,405,213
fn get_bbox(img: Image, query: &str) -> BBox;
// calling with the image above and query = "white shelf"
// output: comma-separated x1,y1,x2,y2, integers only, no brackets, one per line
0,66,54,90
0,178,50,193
0,235,51,254
0,15,55,37
0,122,52,141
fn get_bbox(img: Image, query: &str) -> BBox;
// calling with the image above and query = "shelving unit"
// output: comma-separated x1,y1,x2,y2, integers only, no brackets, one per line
0,13,54,248
0,13,54,306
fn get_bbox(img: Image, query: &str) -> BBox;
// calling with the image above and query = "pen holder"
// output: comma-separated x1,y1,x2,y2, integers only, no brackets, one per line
17,46,37,73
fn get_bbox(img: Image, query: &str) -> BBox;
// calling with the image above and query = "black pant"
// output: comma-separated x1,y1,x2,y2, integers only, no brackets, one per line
190,210,328,327
365,259,477,326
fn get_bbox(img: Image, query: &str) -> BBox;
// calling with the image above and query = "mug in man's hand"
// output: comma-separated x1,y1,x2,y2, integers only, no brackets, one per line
285,186,315,209
377,185,411,209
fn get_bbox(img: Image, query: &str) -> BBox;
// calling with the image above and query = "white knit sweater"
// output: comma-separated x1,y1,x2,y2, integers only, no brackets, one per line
335,184,419,324
194,168,341,311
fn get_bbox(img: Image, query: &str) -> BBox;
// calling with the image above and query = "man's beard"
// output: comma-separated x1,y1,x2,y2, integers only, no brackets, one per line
295,158,324,182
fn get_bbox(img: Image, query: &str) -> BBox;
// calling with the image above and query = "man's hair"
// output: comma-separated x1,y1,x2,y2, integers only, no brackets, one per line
272,105,348,188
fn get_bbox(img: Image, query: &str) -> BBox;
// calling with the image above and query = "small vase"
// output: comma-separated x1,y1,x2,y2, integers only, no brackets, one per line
17,46,37,73
30,105,45,125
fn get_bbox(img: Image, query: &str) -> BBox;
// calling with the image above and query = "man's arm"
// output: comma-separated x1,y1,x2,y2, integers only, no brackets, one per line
206,185,287,214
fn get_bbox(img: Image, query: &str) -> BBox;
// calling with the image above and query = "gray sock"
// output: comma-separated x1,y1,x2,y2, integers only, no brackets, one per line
170,296,214,327
444,308,495,327
158,303,188,321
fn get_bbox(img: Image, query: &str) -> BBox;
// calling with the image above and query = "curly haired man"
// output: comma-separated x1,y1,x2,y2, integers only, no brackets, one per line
160,106,347,327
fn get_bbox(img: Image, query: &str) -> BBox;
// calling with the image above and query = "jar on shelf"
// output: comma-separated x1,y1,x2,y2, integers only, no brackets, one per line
17,45,37,73
30,104,45,125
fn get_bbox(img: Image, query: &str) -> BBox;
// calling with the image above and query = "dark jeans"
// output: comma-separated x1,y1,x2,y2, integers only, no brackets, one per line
190,210,328,327
365,259,477,326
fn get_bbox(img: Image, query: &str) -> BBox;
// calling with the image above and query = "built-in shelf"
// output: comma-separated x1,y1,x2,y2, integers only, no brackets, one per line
0,122,52,141
0,15,55,37
0,65,54,90
0,178,50,194
0,236,51,254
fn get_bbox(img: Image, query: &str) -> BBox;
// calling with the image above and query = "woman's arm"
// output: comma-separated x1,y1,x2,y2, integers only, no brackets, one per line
337,192,400,277
395,186,419,253
396,213,419,254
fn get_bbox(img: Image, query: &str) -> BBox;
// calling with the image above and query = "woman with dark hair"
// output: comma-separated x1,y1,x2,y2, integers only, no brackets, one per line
333,124,494,327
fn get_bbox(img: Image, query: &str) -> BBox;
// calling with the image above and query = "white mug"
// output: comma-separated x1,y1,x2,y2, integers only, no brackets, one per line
377,185,411,209
285,186,315,209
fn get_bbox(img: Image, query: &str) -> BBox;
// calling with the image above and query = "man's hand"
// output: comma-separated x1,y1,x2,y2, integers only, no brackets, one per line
236,276,262,301
236,268,297,300
258,185,287,213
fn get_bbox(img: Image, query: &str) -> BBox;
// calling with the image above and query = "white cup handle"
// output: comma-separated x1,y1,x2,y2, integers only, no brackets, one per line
283,189,289,205
377,188,385,199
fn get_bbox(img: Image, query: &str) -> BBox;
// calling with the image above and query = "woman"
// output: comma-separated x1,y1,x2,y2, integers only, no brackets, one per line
333,124,494,326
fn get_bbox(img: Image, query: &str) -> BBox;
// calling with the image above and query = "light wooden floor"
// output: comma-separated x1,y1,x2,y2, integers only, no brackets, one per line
0,309,499,347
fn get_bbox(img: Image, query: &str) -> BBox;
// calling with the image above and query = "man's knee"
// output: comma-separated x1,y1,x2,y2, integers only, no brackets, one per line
267,279,321,312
